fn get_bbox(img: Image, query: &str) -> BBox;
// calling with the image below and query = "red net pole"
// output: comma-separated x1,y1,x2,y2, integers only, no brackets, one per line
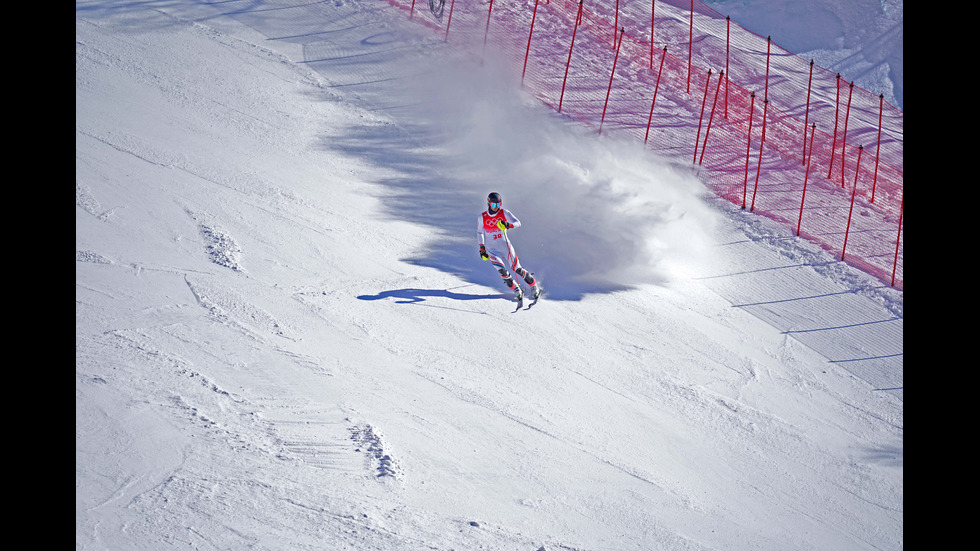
614,0,619,48
802,59,813,164
444,0,456,42
600,28,626,135
693,68,713,162
742,92,756,209
750,98,769,212
687,0,693,93
871,93,884,203
482,0,495,61
651,0,656,68
644,46,668,143
891,198,903,287
699,69,724,165
827,74,841,178
521,0,541,86
559,1,584,114
724,16,730,119
764,36,771,101
839,81,854,187
797,123,816,236
841,145,864,261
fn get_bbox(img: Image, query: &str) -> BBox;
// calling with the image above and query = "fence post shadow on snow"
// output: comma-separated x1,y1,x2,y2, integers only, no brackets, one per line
380,0,903,292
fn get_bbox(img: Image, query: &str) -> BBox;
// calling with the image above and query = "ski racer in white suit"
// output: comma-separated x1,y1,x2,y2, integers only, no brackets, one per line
478,192,540,300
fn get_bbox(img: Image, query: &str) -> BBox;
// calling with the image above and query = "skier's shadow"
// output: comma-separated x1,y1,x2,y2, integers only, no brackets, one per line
356,288,506,304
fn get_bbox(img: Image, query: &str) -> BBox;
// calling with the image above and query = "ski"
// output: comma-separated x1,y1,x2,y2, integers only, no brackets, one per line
526,281,542,309
513,285,541,311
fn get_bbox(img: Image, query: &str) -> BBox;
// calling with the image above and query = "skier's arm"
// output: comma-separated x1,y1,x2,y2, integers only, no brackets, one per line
502,209,521,229
478,216,488,260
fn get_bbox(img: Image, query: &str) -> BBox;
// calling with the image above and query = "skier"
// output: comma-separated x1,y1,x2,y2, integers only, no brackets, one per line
478,192,540,302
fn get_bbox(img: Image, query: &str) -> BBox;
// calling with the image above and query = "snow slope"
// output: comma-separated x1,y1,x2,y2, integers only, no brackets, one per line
706,0,903,109
76,1,902,549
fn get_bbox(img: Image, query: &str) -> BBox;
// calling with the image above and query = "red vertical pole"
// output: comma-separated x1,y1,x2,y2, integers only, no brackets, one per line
522,0,541,86
797,124,816,236
891,198,903,287
644,46,668,143
871,94,884,202
841,145,864,261
651,0,656,68
614,0,619,47
802,60,813,164
763,36,771,102
687,0,693,93
827,74,841,178
482,0,495,61
693,68,713,162
559,1,584,114
600,28,625,135
839,81,854,188
724,16,730,119
410,0,416,19
699,70,724,165
750,98,769,211
742,92,756,209
444,0,456,42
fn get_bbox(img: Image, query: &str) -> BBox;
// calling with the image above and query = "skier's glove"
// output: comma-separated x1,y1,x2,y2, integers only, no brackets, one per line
479,244,489,261
496,220,512,231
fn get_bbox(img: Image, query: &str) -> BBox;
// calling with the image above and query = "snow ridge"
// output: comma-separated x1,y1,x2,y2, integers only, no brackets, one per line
350,424,401,479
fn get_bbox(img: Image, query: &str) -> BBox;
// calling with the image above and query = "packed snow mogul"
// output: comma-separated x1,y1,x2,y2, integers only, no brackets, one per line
478,192,540,301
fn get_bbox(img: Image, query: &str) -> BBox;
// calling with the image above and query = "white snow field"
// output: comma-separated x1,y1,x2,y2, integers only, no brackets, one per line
76,1,902,549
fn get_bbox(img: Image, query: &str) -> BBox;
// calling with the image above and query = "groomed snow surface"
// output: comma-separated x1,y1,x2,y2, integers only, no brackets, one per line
76,1,902,549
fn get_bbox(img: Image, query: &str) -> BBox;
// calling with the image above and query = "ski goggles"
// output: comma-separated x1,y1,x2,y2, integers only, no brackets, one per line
489,201,501,210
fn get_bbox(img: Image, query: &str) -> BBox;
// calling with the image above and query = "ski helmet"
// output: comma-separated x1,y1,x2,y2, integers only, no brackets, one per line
487,192,502,211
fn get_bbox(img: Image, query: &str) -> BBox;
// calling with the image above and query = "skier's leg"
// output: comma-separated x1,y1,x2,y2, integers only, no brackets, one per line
489,256,520,294
515,266,536,287
511,258,539,298
497,268,518,290
504,251,524,299
511,256,538,296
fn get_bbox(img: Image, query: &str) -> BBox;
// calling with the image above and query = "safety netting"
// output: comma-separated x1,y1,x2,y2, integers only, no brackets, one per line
386,0,903,289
